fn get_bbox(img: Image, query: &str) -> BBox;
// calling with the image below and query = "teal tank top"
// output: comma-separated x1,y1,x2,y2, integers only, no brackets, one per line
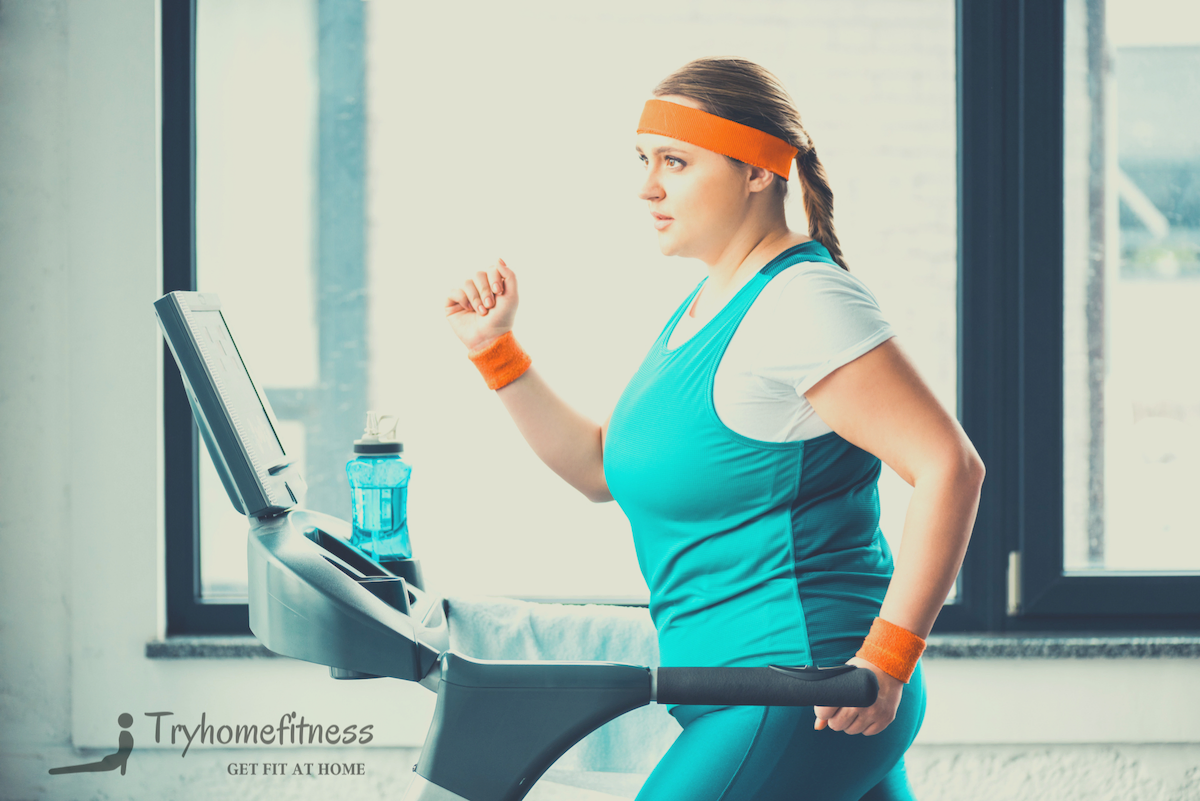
603,241,895,708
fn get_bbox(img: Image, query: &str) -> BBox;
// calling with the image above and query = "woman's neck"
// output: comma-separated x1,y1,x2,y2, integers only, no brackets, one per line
695,227,812,312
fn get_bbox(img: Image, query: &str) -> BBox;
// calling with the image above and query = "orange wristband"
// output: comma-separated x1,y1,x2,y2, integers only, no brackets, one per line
855,617,926,684
467,331,531,390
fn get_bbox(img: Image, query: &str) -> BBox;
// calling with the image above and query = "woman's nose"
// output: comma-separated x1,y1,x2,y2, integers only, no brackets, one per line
638,170,662,202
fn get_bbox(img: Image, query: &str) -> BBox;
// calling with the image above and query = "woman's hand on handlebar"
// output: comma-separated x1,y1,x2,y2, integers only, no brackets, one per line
445,258,519,351
813,656,902,736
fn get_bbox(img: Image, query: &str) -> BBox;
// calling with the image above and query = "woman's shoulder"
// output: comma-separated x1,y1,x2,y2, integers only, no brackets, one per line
726,257,895,394
733,256,893,361
759,258,884,312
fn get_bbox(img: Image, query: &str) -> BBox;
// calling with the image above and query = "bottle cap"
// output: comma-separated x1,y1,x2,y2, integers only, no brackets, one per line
354,411,403,455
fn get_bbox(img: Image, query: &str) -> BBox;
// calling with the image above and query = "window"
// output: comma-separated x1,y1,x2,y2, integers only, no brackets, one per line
957,0,1200,630
163,0,1197,636
194,0,323,598
1062,0,1200,574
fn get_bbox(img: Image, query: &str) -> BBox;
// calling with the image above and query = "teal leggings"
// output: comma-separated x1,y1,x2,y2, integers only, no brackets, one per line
636,661,926,801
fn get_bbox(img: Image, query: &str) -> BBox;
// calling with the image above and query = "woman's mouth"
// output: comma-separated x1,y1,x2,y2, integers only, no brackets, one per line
652,214,674,230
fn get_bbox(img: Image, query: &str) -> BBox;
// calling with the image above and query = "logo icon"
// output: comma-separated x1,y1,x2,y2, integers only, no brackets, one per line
49,713,134,776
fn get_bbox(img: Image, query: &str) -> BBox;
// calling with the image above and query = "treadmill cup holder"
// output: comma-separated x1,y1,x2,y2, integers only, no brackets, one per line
331,575,413,680
377,557,425,593
248,509,447,686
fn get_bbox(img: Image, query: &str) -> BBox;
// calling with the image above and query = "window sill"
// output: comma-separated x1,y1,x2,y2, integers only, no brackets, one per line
146,637,278,659
924,634,1200,658
145,634,1200,660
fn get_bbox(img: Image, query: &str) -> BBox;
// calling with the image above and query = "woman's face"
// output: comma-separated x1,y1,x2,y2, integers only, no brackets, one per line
636,94,754,263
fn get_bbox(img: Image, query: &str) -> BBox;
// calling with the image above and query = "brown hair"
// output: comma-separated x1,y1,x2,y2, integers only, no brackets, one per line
651,57,848,271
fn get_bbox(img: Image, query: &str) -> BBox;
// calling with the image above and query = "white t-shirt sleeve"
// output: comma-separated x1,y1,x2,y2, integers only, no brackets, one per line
714,261,895,442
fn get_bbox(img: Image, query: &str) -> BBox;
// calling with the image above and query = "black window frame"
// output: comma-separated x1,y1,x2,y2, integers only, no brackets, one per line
958,0,1200,633
162,0,242,635
162,0,1200,636
161,0,369,633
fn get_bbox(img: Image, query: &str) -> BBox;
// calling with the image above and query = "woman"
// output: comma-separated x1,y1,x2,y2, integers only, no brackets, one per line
445,57,984,801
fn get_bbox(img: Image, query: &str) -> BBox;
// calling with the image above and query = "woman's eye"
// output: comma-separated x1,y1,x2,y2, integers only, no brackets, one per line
638,155,684,167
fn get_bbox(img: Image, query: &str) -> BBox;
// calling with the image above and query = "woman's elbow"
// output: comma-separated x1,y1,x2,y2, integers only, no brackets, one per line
952,435,986,488
923,449,984,492
967,451,985,487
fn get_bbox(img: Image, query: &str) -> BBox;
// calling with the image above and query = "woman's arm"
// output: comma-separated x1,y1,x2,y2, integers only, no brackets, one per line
446,258,613,503
805,336,983,736
493,368,613,503
805,336,985,638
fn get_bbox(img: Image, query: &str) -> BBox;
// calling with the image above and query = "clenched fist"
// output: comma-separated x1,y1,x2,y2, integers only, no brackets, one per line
445,258,520,351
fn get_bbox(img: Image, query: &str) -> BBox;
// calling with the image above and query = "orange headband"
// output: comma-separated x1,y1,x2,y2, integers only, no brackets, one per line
637,98,799,182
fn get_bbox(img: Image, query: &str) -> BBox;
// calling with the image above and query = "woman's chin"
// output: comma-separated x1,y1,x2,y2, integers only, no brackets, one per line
655,230,681,256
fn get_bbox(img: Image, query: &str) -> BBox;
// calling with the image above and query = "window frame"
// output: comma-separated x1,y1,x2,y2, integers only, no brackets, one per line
162,0,1200,636
163,0,244,634
161,0,370,633
958,0,1200,632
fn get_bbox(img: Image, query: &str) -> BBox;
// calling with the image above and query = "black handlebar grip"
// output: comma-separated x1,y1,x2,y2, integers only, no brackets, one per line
657,666,878,708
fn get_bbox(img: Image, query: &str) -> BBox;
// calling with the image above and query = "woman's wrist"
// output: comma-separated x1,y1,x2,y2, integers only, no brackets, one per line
466,330,531,390
464,328,511,353
847,655,901,689
854,617,926,684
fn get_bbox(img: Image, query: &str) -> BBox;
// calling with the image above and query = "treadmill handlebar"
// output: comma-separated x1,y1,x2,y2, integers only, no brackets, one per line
425,654,877,709
654,664,878,708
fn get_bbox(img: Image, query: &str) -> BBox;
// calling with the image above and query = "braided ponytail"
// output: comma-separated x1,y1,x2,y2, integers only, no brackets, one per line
794,145,848,270
651,56,850,271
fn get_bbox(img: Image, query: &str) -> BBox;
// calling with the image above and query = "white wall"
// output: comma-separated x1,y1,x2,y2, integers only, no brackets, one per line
0,1,415,797
0,2,1197,800
0,0,74,779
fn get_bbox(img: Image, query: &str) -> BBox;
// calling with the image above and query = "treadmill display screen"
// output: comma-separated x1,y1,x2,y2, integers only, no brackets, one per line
191,309,287,472
155,291,305,518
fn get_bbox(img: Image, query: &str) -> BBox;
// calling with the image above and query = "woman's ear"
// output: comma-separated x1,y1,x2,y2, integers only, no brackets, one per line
746,164,777,193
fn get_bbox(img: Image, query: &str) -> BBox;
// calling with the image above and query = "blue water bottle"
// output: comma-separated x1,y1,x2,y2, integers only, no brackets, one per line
346,411,412,562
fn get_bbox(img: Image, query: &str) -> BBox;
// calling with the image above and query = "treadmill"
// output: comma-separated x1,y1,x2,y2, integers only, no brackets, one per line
154,290,877,801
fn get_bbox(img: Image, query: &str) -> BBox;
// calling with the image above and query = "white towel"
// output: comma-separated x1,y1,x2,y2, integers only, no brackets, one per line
443,594,680,774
